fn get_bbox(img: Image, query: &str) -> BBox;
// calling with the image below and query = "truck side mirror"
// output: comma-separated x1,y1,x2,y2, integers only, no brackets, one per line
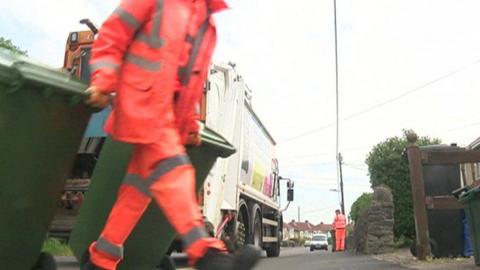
279,176,294,202
287,189,294,202
287,180,294,202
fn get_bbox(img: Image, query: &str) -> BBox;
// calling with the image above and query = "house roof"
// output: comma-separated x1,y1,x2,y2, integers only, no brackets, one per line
312,223,333,232
288,220,332,232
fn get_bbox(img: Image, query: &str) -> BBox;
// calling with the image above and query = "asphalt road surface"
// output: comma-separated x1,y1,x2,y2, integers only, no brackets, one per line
57,247,408,270
256,247,408,270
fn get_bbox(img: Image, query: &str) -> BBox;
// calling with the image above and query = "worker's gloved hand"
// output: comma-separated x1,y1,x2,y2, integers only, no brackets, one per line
85,86,111,108
186,132,201,146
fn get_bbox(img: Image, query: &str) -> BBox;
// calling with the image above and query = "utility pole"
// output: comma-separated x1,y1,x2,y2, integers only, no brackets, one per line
338,153,345,215
298,206,300,222
333,0,343,214
334,0,339,160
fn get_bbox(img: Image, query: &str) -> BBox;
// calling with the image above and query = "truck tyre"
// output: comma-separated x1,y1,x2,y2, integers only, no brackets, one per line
265,235,281,257
31,252,57,270
235,199,249,249
265,220,281,257
250,204,262,249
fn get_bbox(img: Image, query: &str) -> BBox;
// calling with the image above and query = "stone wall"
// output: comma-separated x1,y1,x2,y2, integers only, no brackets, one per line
349,185,394,254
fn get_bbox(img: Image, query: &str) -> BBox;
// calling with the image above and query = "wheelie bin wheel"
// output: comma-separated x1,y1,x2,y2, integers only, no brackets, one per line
31,252,57,270
157,255,176,270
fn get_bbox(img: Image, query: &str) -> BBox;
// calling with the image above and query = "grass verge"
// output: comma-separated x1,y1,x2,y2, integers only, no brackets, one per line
42,238,73,256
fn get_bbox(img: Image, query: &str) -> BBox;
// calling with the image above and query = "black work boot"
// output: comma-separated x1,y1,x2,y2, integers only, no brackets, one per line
232,245,262,270
80,250,106,270
195,249,235,270
195,245,261,270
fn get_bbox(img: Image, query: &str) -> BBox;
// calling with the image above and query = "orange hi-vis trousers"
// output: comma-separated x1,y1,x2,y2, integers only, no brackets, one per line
335,228,346,251
89,143,226,270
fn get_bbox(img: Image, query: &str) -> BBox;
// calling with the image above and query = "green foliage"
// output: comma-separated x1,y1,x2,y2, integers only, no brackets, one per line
281,240,295,247
289,237,306,247
394,234,413,248
365,130,441,239
349,192,373,222
0,37,27,56
346,225,354,236
42,238,73,256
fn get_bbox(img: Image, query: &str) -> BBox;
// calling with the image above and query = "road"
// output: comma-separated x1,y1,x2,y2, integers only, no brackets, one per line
256,247,407,270
57,247,408,270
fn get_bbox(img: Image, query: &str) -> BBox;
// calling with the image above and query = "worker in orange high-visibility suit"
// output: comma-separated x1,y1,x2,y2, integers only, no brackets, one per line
82,0,261,270
332,209,346,252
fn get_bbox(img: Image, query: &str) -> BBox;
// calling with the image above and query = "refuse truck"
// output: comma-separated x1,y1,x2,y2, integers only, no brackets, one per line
51,23,293,258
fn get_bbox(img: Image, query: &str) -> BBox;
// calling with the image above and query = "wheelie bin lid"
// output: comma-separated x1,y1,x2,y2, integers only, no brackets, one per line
199,127,236,158
459,186,480,204
0,48,88,98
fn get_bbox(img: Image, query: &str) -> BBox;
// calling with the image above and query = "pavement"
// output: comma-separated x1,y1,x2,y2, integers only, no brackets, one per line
56,247,479,270
373,248,478,270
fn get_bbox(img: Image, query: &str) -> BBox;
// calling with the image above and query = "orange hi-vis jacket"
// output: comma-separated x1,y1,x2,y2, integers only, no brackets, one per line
333,213,346,230
173,0,226,144
90,0,227,144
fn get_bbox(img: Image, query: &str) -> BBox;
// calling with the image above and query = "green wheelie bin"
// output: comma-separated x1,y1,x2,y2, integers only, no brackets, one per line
458,186,480,266
0,48,93,269
70,128,235,270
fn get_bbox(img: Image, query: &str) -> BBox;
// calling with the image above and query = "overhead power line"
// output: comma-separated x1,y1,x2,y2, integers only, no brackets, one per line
440,120,480,133
302,204,341,214
278,58,480,144
343,164,368,172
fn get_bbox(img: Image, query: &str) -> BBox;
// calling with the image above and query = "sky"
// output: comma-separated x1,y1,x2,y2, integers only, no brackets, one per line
2,0,480,224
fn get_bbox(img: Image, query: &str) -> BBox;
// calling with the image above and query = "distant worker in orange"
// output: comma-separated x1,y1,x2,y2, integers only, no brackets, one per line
332,209,346,251
81,0,260,270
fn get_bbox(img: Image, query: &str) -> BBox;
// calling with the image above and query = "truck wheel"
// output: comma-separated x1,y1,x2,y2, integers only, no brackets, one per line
265,221,281,257
236,202,249,248
251,207,262,248
157,255,175,270
265,236,281,257
31,252,57,270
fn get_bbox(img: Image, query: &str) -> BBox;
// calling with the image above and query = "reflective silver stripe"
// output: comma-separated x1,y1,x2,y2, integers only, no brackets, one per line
123,174,151,197
125,53,162,71
195,103,200,115
178,19,210,85
147,155,191,182
114,7,141,29
133,0,165,49
177,67,189,84
122,155,190,196
136,32,165,49
182,226,208,248
151,0,164,38
185,35,195,44
95,237,124,258
90,61,120,73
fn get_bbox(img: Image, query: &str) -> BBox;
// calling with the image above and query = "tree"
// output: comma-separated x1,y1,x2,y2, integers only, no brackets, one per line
365,130,440,239
349,192,373,222
0,37,27,56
